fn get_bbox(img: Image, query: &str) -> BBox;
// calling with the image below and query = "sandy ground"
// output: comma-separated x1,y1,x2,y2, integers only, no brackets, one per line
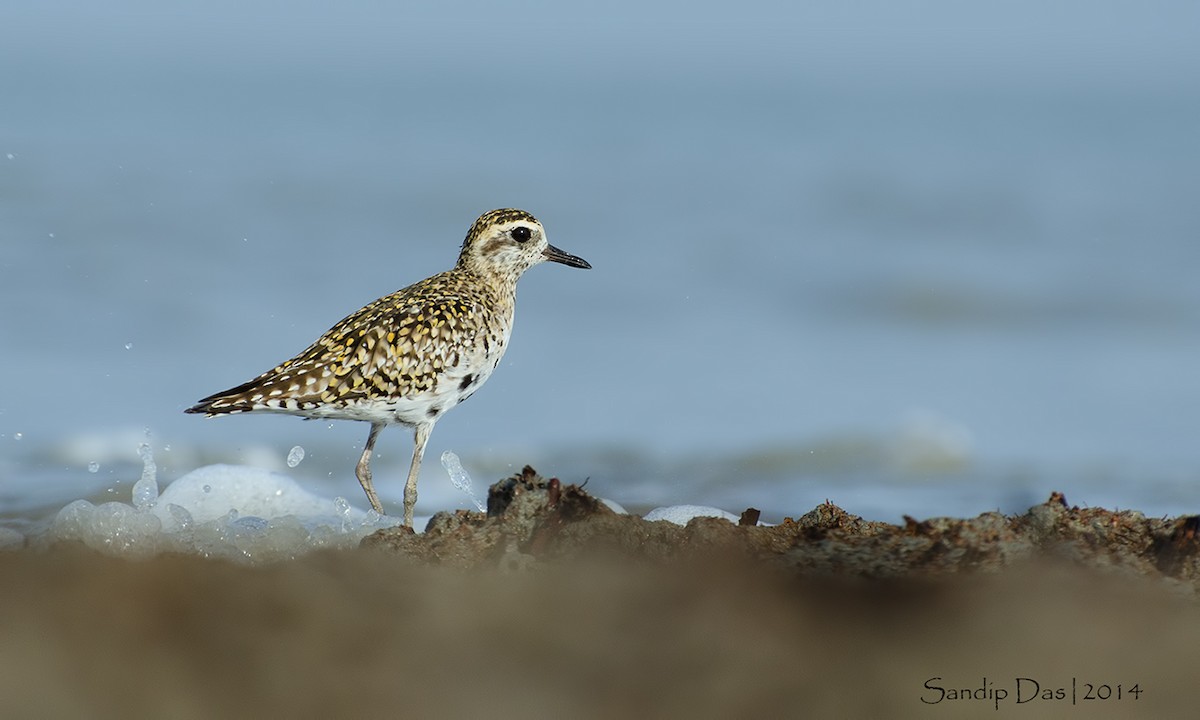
2,468,1199,718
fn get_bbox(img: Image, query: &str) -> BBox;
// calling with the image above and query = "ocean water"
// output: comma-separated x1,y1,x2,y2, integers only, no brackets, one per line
2,1,1199,534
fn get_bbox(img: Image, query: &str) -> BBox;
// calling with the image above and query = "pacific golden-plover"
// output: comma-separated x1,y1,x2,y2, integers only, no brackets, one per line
186,208,591,527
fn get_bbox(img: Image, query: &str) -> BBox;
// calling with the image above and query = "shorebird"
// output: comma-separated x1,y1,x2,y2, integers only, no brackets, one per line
186,209,591,527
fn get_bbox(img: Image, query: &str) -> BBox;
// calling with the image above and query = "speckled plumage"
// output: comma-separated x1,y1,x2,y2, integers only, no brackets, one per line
186,208,591,526
189,271,509,424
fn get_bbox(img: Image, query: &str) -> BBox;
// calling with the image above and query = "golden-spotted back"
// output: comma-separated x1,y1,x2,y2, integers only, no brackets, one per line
186,208,591,526
187,272,501,422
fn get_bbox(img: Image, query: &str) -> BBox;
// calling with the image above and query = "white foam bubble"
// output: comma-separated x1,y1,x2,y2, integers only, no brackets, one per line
643,505,740,525
46,464,405,563
598,497,628,514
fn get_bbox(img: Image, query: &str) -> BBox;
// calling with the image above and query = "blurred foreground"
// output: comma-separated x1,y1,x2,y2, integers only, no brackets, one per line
2,469,1199,717
1,549,1196,718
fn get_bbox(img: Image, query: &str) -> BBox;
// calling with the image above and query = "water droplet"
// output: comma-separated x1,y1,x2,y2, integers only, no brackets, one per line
286,445,305,468
48,233,55,239
87,461,100,473
13,432,22,441
202,484,212,493
124,342,133,350
5,153,14,160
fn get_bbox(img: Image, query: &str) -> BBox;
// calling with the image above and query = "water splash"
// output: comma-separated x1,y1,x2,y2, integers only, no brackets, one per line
440,451,485,512
132,442,159,511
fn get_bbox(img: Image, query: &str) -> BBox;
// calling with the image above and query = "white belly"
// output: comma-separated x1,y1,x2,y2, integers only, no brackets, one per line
293,344,503,427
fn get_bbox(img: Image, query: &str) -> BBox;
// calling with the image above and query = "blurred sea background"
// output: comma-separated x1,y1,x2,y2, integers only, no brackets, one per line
2,0,1198,525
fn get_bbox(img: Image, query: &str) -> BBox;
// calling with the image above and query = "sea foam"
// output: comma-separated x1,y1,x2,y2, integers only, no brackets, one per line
41,444,402,563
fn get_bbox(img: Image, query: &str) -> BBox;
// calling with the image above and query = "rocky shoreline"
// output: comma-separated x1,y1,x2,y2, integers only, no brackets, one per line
367,466,1200,593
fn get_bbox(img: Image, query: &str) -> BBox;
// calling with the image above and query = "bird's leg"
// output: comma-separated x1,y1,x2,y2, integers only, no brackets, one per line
355,422,386,515
403,423,433,528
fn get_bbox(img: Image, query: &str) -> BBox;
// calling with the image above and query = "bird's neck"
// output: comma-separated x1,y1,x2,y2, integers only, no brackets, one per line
455,260,522,296
452,265,519,312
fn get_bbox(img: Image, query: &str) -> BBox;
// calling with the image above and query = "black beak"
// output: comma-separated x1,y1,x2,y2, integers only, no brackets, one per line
543,243,592,269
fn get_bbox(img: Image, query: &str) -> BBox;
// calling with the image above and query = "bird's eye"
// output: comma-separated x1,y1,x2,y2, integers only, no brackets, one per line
511,226,532,243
